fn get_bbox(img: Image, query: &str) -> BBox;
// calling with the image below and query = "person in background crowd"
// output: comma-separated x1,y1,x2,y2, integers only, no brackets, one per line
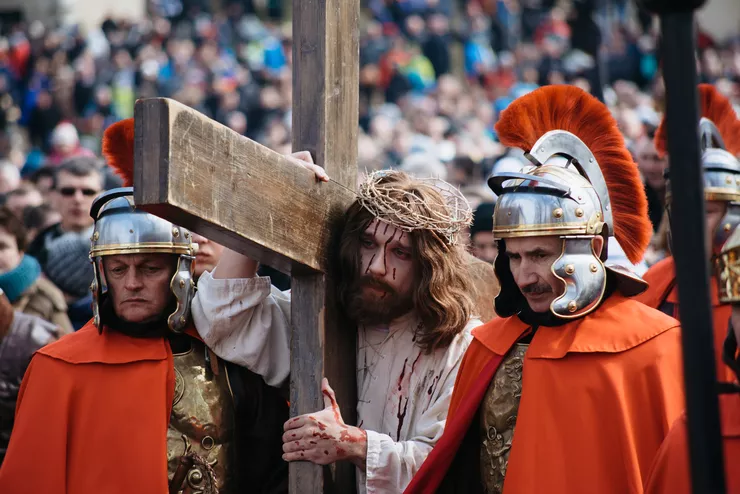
635,131,668,232
0,208,72,333
469,202,497,264
191,232,226,281
42,231,95,330
4,186,43,220
26,167,56,196
45,122,96,166
22,204,61,248
0,162,19,195
26,158,102,267
0,290,62,465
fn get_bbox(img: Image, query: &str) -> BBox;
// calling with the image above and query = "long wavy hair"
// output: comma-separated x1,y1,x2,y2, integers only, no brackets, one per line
336,172,474,353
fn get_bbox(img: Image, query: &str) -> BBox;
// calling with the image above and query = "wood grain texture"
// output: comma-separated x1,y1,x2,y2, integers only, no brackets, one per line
291,0,360,492
133,98,355,275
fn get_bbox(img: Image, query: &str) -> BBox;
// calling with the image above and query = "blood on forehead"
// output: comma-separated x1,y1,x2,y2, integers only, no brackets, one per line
364,219,412,248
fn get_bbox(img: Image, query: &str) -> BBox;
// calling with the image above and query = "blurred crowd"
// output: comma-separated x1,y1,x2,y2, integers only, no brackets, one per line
0,0,736,331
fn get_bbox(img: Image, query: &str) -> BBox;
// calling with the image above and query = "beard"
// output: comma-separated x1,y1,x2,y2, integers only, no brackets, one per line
344,275,414,327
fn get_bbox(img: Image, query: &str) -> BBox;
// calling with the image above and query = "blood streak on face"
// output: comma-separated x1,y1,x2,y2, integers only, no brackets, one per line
359,219,415,303
364,254,376,274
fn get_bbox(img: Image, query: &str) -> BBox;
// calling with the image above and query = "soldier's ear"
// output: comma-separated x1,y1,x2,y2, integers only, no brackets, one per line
591,235,605,258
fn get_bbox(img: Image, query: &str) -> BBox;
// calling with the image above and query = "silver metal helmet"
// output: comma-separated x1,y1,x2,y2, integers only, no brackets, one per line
89,187,198,332
660,83,740,257
489,130,648,319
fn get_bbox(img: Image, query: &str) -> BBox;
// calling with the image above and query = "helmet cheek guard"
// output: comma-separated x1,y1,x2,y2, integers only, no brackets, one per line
551,236,607,318
489,130,647,320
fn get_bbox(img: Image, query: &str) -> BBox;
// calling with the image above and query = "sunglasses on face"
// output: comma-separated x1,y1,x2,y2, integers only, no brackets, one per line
58,187,100,197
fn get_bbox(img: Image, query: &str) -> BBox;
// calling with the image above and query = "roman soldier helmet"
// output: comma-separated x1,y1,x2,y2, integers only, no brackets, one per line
654,84,740,256
489,86,652,319
90,119,197,332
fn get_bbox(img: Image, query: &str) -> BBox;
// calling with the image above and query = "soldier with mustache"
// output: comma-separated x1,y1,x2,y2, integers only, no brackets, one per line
405,85,686,494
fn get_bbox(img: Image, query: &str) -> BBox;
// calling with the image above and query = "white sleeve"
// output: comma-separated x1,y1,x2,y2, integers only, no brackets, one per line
361,327,474,494
190,270,292,387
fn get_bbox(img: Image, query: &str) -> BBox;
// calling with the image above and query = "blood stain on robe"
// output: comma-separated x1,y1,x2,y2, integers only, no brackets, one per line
397,357,409,391
396,397,409,441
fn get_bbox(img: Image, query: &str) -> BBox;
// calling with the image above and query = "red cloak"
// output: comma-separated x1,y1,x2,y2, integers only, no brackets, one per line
0,320,176,493
644,393,740,494
405,294,685,494
636,256,734,382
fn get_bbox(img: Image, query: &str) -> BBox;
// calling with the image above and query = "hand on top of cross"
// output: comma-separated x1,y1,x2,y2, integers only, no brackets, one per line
286,151,330,183
282,378,367,469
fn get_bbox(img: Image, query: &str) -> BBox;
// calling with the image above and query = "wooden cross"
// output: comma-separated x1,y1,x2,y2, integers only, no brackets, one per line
133,1,360,492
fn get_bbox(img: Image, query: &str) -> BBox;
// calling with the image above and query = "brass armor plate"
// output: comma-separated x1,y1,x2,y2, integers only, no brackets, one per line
479,343,527,494
167,339,236,494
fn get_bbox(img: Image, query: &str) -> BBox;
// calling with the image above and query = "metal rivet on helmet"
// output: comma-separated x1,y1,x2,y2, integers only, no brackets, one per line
565,264,575,275
575,208,584,218
553,208,563,218
92,231,100,241
568,301,578,312
590,264,598,273
725,223,732,232
172,227,180,237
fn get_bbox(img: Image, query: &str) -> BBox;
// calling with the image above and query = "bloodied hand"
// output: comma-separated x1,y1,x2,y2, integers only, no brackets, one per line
282,378,367,467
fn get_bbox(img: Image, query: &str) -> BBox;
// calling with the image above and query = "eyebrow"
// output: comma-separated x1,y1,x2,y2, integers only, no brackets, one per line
509,248,551,256
362,230,412,248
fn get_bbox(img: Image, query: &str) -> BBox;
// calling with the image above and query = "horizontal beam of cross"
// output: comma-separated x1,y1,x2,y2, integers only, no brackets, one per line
133,97,356,274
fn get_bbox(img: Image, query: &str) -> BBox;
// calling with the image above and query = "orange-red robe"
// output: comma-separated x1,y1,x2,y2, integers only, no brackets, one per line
636,256,733,382
0,321,176,493
644,393,740,494
405,293,685,494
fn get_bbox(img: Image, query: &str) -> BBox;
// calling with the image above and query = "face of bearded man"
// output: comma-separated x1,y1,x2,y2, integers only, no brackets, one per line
345,219,416,326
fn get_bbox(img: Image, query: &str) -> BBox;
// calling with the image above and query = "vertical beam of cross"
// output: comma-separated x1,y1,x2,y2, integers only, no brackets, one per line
290,1,360,493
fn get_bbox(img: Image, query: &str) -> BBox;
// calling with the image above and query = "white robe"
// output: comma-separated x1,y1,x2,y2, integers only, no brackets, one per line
191,271,480,494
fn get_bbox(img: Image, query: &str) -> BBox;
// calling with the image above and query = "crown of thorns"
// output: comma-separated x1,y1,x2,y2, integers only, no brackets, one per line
356,170,473,245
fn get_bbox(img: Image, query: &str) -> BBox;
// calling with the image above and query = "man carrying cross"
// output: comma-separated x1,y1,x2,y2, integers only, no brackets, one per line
192,168,483,493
